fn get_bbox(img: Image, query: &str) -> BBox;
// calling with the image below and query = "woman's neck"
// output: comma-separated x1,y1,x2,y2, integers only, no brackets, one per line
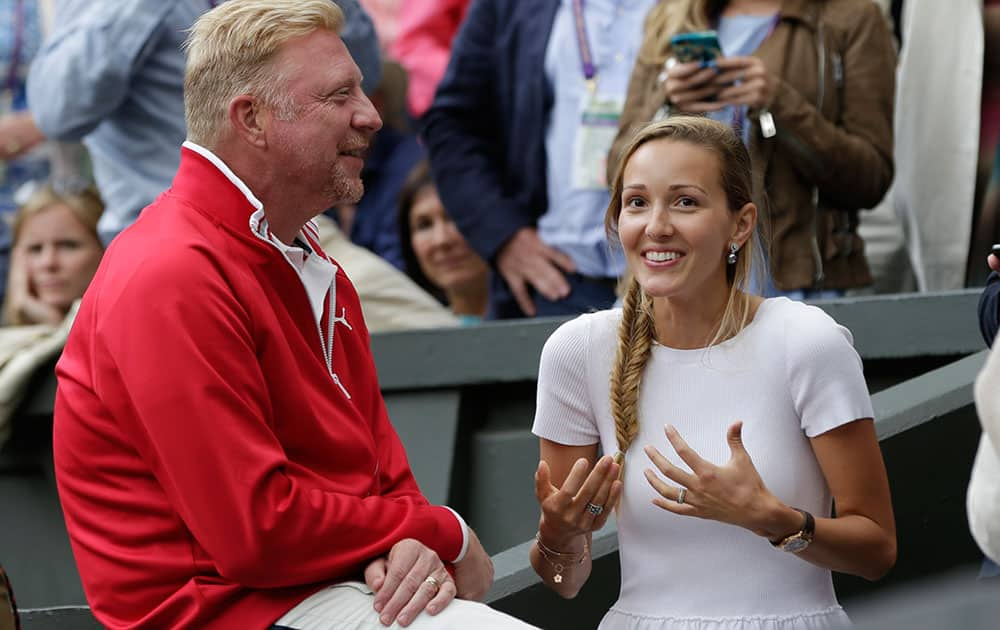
721,0,781,17
652,291,730,350
446,283,489,319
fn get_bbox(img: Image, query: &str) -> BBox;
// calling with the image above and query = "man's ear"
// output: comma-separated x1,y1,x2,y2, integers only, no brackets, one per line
732,201,757,247
228,95,268,149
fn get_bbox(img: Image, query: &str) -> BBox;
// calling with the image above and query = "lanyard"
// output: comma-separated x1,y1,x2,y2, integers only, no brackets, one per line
6,0,25,94
571,0,597,94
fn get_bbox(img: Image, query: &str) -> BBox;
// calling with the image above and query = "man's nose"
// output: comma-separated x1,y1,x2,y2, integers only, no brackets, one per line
353,92,382,134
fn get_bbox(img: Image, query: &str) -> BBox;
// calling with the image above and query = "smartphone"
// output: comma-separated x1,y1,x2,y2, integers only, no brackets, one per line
669,31,722,65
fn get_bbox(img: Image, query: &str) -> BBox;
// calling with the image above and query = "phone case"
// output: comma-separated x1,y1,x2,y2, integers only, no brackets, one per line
669,31,722,63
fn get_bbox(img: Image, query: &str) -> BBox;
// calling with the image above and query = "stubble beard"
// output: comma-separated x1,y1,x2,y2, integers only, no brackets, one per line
324,160,364,206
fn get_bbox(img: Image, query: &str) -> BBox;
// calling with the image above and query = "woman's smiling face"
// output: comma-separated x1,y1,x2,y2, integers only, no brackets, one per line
617,138,742,302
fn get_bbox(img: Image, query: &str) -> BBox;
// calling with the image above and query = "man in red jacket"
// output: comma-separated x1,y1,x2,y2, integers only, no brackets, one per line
52,1,534,628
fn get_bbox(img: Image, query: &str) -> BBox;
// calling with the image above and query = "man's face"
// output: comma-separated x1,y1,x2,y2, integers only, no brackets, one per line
266,30,382,207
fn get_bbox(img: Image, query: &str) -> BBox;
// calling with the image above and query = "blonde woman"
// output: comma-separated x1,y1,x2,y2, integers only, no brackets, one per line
609,0,896,299
2,184,103,325
531,117,895,629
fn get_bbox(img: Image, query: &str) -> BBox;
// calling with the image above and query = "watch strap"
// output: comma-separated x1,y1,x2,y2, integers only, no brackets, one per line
770,508,814,548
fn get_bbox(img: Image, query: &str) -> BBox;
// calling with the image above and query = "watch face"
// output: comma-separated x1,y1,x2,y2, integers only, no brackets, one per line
782,536,809,553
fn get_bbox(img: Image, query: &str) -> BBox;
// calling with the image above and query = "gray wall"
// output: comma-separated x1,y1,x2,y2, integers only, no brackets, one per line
0,290,990,617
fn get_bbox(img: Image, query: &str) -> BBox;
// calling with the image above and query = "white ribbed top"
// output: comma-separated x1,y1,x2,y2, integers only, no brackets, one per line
532,297,873,630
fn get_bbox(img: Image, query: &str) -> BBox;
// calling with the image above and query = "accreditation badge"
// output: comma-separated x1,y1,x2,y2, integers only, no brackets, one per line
571,96,622,190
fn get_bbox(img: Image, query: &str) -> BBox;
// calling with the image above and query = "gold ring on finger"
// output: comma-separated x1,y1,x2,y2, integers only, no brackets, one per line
423,576,441,592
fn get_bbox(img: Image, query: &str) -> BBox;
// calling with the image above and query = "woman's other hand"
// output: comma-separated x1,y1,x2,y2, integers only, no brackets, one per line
535,455,622,546
712,56,777,110
643,422,788,535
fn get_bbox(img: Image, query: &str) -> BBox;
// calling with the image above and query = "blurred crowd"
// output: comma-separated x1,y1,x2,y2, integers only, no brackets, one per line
0,0,995,332
1,2,1000,627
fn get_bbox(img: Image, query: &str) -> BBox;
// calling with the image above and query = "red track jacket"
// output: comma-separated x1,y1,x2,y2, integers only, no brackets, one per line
53,148,464,629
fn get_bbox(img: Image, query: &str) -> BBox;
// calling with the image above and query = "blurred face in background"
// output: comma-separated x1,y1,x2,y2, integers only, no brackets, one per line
18,203,104,313
408,185,489,296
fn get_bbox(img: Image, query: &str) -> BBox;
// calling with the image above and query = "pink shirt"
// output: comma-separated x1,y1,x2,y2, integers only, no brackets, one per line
390,0,470,118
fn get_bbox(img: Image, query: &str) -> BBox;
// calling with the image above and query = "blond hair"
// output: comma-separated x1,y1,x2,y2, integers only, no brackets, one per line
183,0,345,148
638,0,724,65
604,116,766,467
4,184,104,325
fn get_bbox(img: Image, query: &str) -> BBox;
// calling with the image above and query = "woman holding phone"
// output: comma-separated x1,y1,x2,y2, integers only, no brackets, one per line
608,0,897,300
531,116,896,629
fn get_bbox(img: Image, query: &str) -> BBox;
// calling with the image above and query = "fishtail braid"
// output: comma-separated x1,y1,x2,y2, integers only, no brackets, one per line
609,277,655,474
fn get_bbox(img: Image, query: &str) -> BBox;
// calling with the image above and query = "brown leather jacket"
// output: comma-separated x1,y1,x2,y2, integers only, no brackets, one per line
609,0,896,291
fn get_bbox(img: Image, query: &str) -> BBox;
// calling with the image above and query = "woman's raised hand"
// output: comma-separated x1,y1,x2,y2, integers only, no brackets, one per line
643,422,779,534
535,455,622,544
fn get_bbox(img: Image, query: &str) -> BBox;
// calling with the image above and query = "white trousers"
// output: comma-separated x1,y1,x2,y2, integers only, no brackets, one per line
273,581,539,630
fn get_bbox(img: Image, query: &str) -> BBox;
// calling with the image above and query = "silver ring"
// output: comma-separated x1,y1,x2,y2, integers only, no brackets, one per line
677,488,687,505
423,576,440,591
586,502,604,516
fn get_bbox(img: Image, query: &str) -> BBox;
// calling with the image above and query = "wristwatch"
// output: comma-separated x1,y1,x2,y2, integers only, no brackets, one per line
770,508,815,553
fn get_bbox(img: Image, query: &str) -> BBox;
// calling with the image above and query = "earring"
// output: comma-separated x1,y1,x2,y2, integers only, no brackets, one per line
726,243,739,265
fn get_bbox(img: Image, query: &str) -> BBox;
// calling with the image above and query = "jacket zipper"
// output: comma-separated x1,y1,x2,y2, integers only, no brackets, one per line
809,17,827,289
249,215,350,398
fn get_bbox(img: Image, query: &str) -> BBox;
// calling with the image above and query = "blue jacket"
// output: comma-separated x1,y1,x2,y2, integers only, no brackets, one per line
981,272,1000,348
422,0,559,314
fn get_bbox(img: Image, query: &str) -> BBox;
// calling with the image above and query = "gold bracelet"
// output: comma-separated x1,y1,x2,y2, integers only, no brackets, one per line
535,532,589,584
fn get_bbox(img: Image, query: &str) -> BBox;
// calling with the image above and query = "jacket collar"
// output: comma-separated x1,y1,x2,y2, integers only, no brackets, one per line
778,0,819,30
169,143,264,236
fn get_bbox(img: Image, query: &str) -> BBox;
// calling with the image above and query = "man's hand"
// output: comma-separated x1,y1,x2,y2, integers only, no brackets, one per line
364,539,455,627
452,528,493,601
0,112,45,161
496,227,575,316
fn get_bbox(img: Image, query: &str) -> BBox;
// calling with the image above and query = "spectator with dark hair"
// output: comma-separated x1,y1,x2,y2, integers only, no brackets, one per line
398,160,488,325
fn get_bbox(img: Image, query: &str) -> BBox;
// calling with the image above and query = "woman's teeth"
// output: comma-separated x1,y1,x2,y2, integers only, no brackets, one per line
645,251,680,262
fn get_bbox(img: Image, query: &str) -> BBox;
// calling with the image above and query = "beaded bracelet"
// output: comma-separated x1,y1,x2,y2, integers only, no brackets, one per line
534,532,589,584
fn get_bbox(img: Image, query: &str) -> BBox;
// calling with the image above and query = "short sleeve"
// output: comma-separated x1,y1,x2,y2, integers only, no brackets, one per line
532,314,601,445
785,305,874,437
